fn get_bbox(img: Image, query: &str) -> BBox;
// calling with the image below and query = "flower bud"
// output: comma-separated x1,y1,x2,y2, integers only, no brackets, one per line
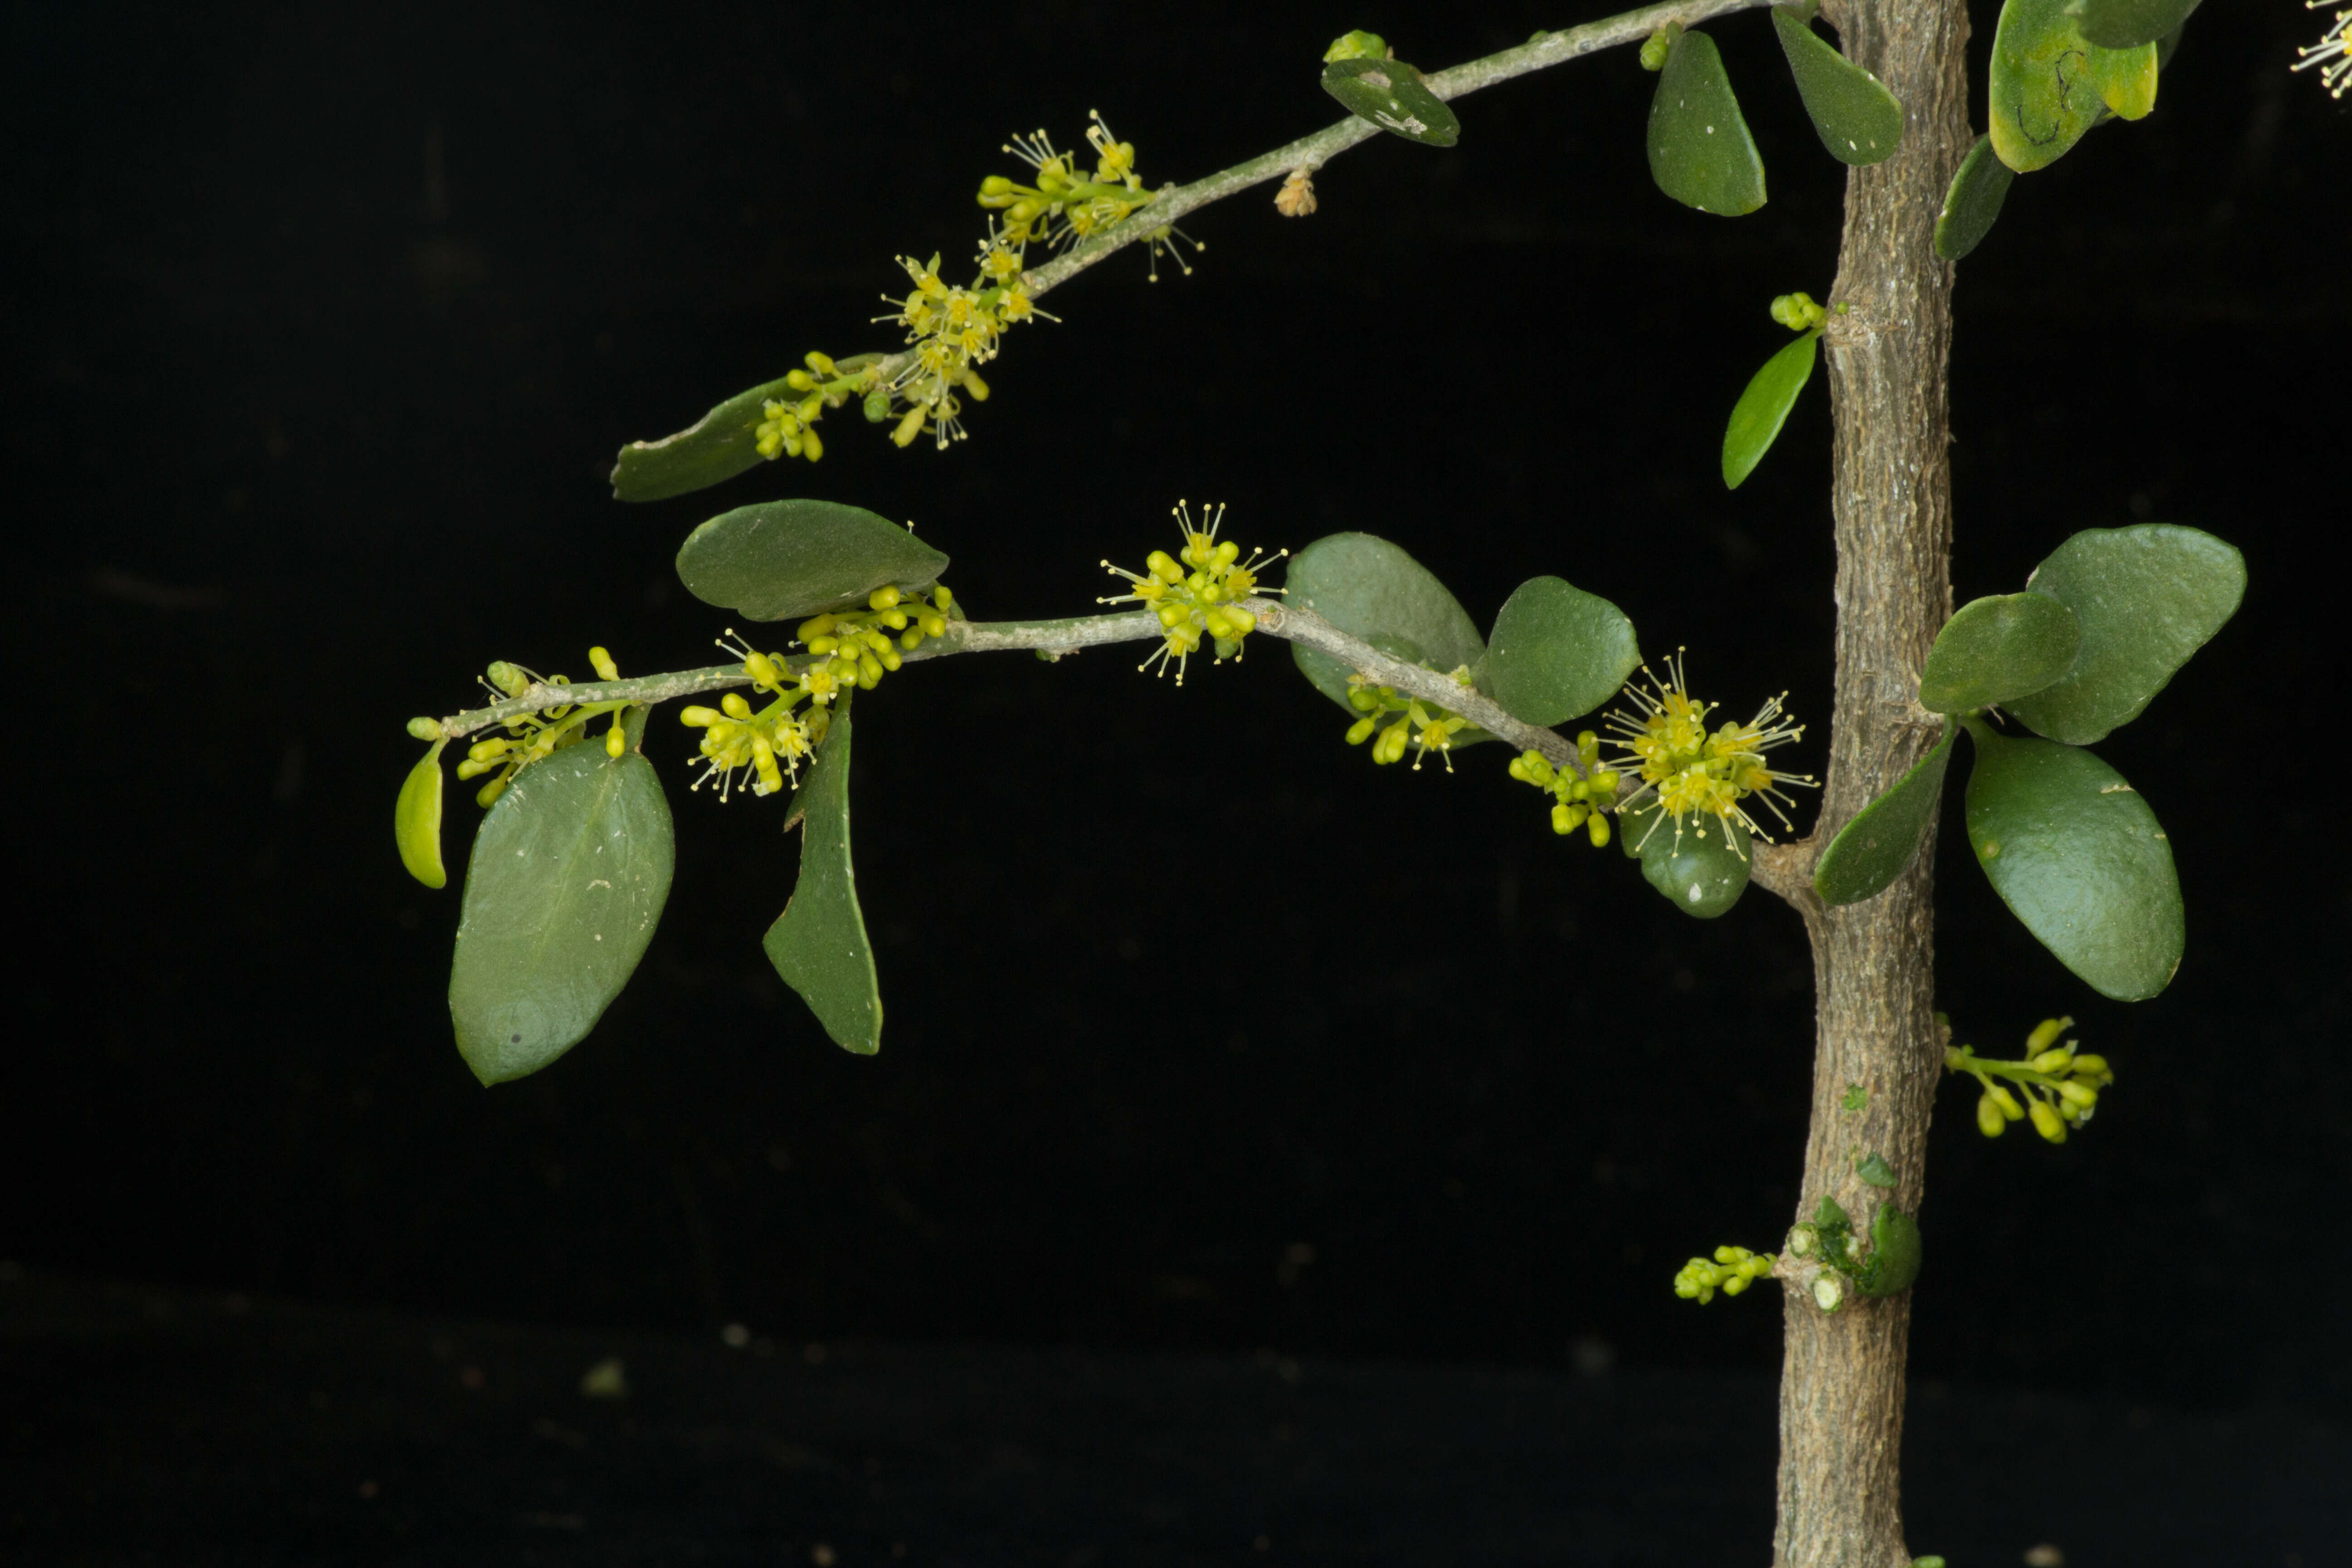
1585,812,1612,848
2056,1080,2097,1110
2069,1053,2110,1078
2031,1048,2075,1074
1976,1093,2007,1139
721,693,753,720
588,646,620,682
679,706,721,727
869,585,902,611
2026,1016,2073,1054
1347,717,1377,746
1988,1084,2024,1121
407,716,445,741
2028,1100,2068,1144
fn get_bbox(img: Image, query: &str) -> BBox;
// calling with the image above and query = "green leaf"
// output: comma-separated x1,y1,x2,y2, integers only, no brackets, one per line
396,741,449,890
677,500,950,623
1934,134,2017,262
1320,57,1460,147
1918,592,2082,713
764,701,881,1056
1770,7,1904,166
2006,524,2244,745
1647,29,1767,216
1855,1152,1897,1188
1474,576,1640,727
1856,1204,1921,1297
1283,533,1487,715
1813,723,1955,907
1989,0,2151,172
2087,39,2157,118
1964,728,2182,1001
2070,0,2199,49
1722,332,1818,489
1624,805,1752,918
449,723,676,1085
611,375,797,503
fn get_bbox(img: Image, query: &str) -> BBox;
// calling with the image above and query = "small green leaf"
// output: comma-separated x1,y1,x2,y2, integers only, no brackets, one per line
1723,332,1818,489
1840,1083,1868,1112
1964,728,2183,1001
1321,57,1460,147
1625,805,1752,918
611,375,798,503
1919,592,2082,713
1856,1204,1921,1296
396,740,449,890
2007,524,2244,745
1813,724,1955,907
677,500,949,623
1647,29,1768,216
1284,533,1487,715
765,701,881,1056
449,727,676,1085
1475,577,1641,727
2087,38,2157,118
1770,7,1904,166
1855,1152,1896,1188
1990,0,2150,172
2070,0,2199,50
1934,134,2017,262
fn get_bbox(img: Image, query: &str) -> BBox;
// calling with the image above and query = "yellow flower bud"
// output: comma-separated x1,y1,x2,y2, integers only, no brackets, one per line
605,723,625,759
932,585,954,612
1988,1084,2024,1121
785,369,816,392
800,424,823,462
892,406,926,447
869,585,902,611
2031,1048,2075,1074
1976,1093,2006,1138
858,653,884,687
961,369,990,401
2026,1016,2073,1054
806,636,839,655
476,776,510,808
2069,1054,2110,1078
679,706,721,727
2057,1080,2098,1110
901,628,923,651
721,693,753,720
467,737,512,763
1586,812,1612,848
2028,1100,2067,1144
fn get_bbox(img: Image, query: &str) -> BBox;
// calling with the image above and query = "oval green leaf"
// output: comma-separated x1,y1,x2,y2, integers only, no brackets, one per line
1934,134,2017,262
2007,524,2244,745
2088,39,2157,118
1474,576,1641,727
612,374,799,503
1648,29,1767,216
1964,729,2182,1000
1283,533,1487,715
677,500,949,623
1625,805,1752,919
449,725,676,1085
1990,0,2149,172
2071,0,2199,49
764,700,881,1055
1723,332,1818,489
1856,1204,1921,1297
1321,58,1460,147
396,740,449,890
1770,7,1904,166
1813,723,1954,907
1919,592,2082,714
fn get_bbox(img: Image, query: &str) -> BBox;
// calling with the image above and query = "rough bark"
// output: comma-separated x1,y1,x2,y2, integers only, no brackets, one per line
1772,2,1973,1565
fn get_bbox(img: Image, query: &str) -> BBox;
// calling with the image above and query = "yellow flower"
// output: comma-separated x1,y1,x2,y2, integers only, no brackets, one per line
1603,652,1813,858
1100,502,1284,686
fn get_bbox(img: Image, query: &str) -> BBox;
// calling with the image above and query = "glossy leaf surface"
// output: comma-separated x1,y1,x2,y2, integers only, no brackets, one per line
1284,533,1486,715
611,375,797,503
1990,0,2116,172
2071,0,2200,49
396,741,448,890
1722,332,1818,489
765,703,881,1056
1475,576,1640,727
677,500,949,623
1813,724,1954,907
2008,524,2244,744
1648,30,1767,216
1935,134,2017,261
1918,592,2082,713
1965,730,2181,1000
449,723,675,1085
1321,58,1460,147
1770,7,1904,165
1625,805,1752,919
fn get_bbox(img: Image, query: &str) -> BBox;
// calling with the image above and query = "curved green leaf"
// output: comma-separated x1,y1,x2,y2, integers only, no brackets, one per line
2071,0,2200,50
2007,524,2244,745
2088,39,2157,119
1283,534,1486,715
1990,0,2149,172
1723,332,1818,489
1813,724,1954,907
677,500,949,623
1321,57,1460,147
1648,29,1767,216
765,701,880,1056
1624,804,1752,918
1919,592,2082,713
612,375,798,503
1964,729,2182,1000
1770,7,1904,166
396,740,449,890
1475,577,1640,727
1856,1204,1921,1297
449,722,676,1085
1935,134,2017,262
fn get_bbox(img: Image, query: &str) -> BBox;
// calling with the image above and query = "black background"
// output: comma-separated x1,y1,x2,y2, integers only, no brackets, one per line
4,0,2346,1430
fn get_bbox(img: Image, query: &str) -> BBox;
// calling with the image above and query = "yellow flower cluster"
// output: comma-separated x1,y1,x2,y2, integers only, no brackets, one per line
977,114,1200,281
679,588,953,800
1673,1246,1776,1304
1947,1016,2114,1145
1346,678,1473,770
1506,733,1622,845
1099,503,1284,685
754,351,886,465
450,646,633,807
875,243,1049,452
1603,653,1813,855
